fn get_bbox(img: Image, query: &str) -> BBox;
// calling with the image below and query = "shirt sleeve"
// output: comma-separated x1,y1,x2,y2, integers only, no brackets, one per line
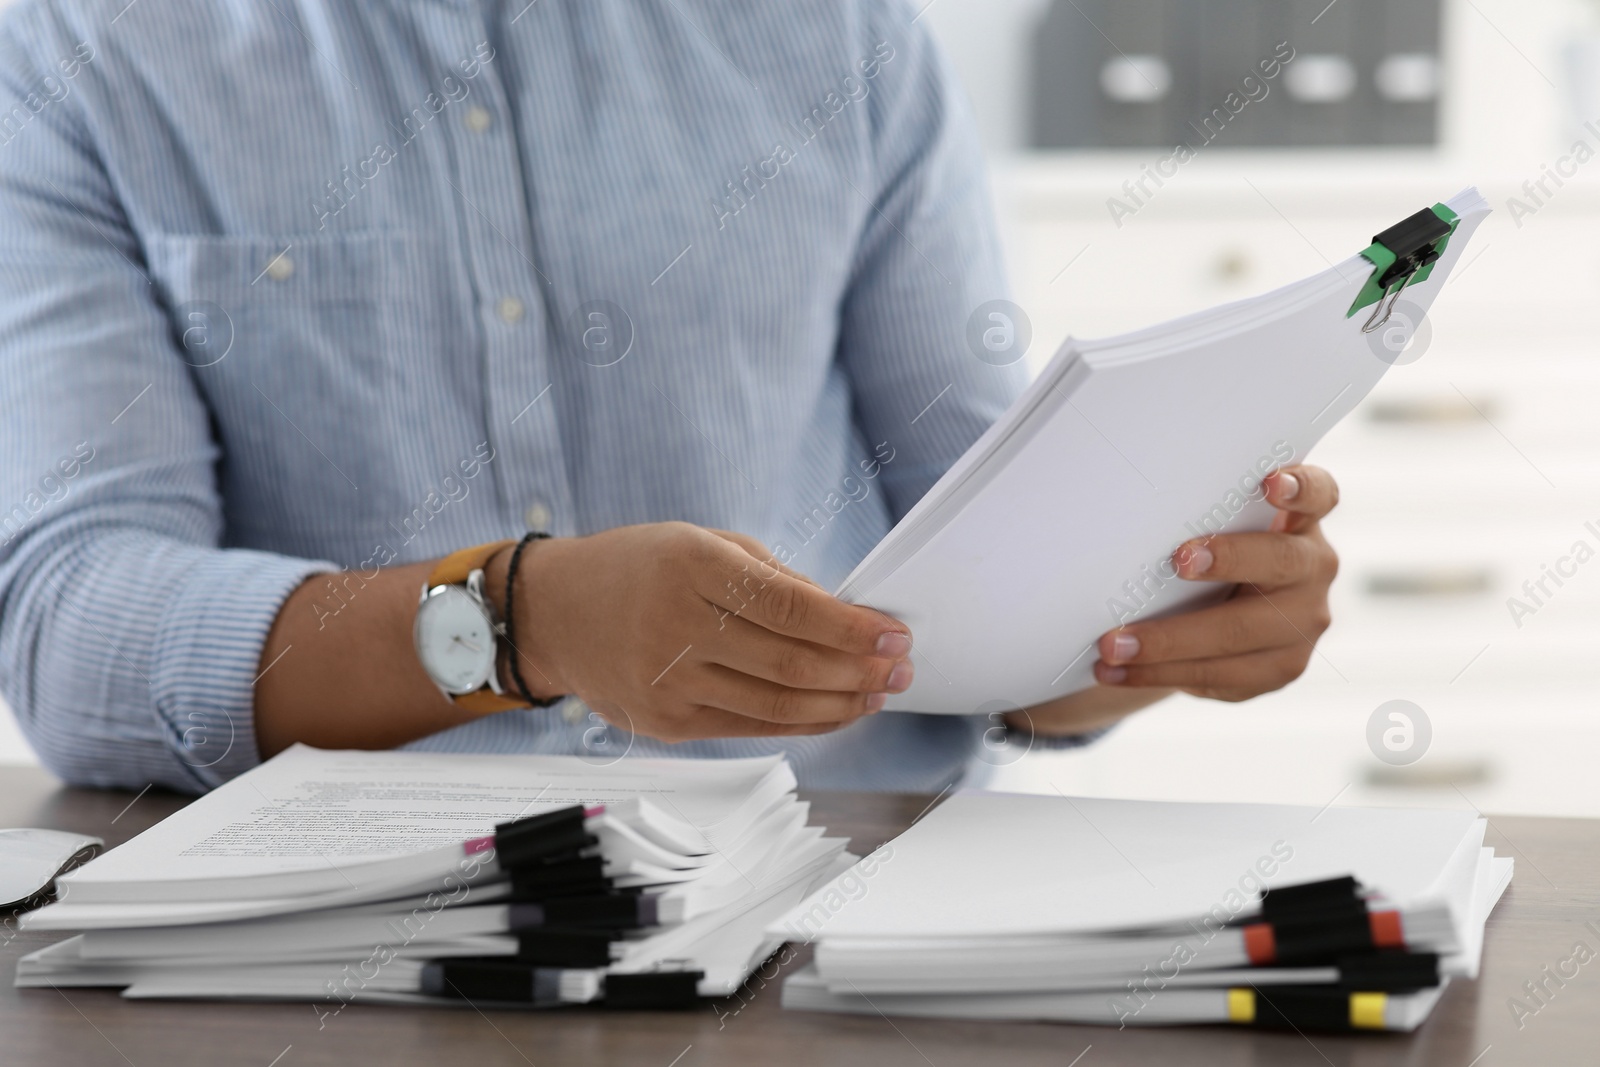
1006,723,1116,751
834,0,1030,523
835,2,1110,750
0,14,334,792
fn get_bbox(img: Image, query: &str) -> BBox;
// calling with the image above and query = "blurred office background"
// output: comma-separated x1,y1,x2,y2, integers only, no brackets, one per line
2,0,1598,818
940,0,1600,816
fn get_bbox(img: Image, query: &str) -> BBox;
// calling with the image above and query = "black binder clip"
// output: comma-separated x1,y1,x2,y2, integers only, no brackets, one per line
1347,204,1460,334
1258,875,1364,922
603,970,705,1009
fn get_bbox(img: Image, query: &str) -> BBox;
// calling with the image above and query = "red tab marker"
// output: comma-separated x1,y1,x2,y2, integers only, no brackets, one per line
1243,923,1277,965
1369,910,1405,948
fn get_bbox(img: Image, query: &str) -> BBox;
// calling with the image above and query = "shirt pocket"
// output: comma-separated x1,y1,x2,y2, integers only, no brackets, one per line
143,230,422,554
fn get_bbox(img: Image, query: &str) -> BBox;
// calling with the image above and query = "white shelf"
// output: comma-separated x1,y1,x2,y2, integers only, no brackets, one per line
977,687,1600,818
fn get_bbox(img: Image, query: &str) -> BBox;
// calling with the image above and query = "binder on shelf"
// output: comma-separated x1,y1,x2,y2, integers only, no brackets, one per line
1098,0,1179,148
1032,0,1177,148
1028,0,1442,148
1182,0,1279,148
1375,0,1444,145
1283,0,1365,145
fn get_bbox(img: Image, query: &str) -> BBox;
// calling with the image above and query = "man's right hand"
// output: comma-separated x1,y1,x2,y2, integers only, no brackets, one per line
495,522,915,741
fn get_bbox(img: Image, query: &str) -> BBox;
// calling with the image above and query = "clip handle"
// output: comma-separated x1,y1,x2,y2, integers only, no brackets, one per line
1360,271,1415,334
1347,203,1460,331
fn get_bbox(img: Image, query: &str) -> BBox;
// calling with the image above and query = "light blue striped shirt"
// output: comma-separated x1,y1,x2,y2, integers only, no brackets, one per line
0,0,1083,794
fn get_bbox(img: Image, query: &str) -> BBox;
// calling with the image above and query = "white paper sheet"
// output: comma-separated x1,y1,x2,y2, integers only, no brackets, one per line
51,745,792,903
772,790,1486,941
845,189,1490,713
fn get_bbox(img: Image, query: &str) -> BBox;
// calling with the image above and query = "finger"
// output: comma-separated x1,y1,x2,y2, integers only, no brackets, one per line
692,538,911,658
711,615,913,694
692,663,886,725
707,529,821,588
1265,465,1339,525
1094,646,1310,699
1172,530,1336,589
1098,596,1307,666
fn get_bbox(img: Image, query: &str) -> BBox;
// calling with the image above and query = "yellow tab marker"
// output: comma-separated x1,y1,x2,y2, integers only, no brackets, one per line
1349,992,1389,1030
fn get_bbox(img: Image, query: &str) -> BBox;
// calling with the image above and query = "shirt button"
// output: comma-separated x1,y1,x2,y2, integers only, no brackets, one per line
464,106,493,134
496,296,525,323
264,254,295,281
523,499,552,532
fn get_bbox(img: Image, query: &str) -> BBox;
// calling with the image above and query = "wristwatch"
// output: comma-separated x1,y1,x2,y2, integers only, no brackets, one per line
414,540,527,713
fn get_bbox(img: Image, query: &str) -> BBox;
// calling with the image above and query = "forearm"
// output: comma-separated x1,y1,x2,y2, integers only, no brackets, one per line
256,537,550,755
254,559,444,757
254,542,569,758
252,522,916,757
1006,685,1174,737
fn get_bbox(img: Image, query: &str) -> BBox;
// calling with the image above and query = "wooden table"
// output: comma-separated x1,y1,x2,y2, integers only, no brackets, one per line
3,766,1598,1066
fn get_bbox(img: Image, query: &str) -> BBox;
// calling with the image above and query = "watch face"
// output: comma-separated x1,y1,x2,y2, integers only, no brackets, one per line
414,586,496,695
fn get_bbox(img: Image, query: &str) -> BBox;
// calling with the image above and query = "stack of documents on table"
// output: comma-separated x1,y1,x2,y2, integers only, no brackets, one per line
17,745,850,1009
844,187,1490,714
776,792,1512,1032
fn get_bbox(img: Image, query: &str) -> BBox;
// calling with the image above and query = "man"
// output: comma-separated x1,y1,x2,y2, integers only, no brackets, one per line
0,0,1338,794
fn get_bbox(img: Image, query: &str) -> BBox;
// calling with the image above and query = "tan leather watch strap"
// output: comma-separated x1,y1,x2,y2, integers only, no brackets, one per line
425,539,525,711
455,689,529,715
428,539,516,588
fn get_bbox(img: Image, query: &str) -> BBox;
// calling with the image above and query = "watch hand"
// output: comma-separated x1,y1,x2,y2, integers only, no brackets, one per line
452,635,485,655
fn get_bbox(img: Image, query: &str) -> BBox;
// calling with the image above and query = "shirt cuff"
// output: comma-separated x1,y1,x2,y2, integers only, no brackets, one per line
1003,721,1116,751
150,548,336,788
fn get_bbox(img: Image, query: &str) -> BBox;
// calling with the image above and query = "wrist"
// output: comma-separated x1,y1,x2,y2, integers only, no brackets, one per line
484,538,568,702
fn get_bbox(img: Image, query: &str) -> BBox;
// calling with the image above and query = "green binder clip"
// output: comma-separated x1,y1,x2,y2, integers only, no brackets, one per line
1347,203,1460,333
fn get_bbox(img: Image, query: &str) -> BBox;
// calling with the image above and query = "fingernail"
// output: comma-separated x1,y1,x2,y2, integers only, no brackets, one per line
865,693,888,712
887,661,914,692
1109,632,1140,664
1275,472,1300,501
1178,542,1214,578
1099,665,1128,685
876,631,912,658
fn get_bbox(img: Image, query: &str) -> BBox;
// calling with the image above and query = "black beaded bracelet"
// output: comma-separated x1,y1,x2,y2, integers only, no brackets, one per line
503,531,561,708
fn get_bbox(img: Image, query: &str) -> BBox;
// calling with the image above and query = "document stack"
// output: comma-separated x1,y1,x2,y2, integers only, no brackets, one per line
17,745,850,1009
776,792,1511,1032
844,188,1488,715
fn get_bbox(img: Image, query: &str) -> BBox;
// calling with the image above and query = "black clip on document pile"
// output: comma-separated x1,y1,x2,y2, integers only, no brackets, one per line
425,805,705,1009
